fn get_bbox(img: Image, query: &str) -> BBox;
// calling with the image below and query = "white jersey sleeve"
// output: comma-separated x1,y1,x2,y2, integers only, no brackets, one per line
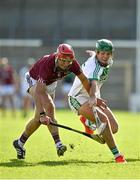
68,55,96,97
68,54,112,97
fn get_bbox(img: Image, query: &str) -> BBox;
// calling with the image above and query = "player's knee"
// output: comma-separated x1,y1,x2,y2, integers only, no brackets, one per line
100,113,109,124
112,123,119,134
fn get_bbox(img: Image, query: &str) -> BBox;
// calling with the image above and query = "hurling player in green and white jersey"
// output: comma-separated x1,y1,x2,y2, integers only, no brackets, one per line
68,39,127,163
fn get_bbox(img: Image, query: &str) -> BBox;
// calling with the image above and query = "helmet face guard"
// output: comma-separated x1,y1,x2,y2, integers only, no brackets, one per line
95,39,114,52
56,43,75,62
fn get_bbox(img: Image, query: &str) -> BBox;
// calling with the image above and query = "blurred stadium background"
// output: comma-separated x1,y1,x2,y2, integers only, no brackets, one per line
0,0,140,111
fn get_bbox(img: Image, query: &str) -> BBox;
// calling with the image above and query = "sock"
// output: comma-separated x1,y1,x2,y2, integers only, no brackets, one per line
56,141,63,149
50,133,63,149
48,119,63,149
111,147,120,158
18,133,29,148
52,134,60,143
53,134,63,149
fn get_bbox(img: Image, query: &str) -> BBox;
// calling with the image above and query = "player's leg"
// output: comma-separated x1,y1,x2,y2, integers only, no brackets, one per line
47,120,67,156
27,81,67,157
31,83,67,157
78,102,126,163
22,95,32,117
0,95,6,115
13,105,41,159
79,98,107,134
8,94,16,116
13,85,41,159
103,107,118,134
80,106,118,135
45,93,67,157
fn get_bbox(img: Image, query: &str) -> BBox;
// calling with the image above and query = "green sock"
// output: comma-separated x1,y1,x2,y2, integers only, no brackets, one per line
111,147,120,158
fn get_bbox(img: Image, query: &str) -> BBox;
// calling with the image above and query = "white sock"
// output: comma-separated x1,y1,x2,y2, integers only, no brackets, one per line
114,153,121,158
18,139,24,148
56,141,63,149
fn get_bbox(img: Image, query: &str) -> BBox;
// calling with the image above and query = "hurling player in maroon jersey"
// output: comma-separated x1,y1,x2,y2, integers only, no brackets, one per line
13,43,105,159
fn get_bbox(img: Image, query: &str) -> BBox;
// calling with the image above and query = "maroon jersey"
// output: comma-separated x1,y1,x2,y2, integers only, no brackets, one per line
29,53,82,85
0,65,14,85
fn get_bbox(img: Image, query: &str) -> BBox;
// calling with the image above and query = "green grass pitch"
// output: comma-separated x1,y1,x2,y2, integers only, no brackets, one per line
0,110,140,179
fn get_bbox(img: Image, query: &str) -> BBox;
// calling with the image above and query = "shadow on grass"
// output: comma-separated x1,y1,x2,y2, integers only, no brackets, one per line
0,159,36,167
0,159,114,167
38,159,114,166
38,157,140,166
126,158,140,163
0,158,139,167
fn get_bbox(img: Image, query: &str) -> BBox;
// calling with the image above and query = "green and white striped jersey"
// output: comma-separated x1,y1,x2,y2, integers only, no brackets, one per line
68,53,113,98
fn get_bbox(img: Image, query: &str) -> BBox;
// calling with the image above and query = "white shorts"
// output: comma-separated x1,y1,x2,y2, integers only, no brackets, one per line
68,91,101,114
68,94,90,114
25,72,57,96
0,85,15,96
20,81,31,97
